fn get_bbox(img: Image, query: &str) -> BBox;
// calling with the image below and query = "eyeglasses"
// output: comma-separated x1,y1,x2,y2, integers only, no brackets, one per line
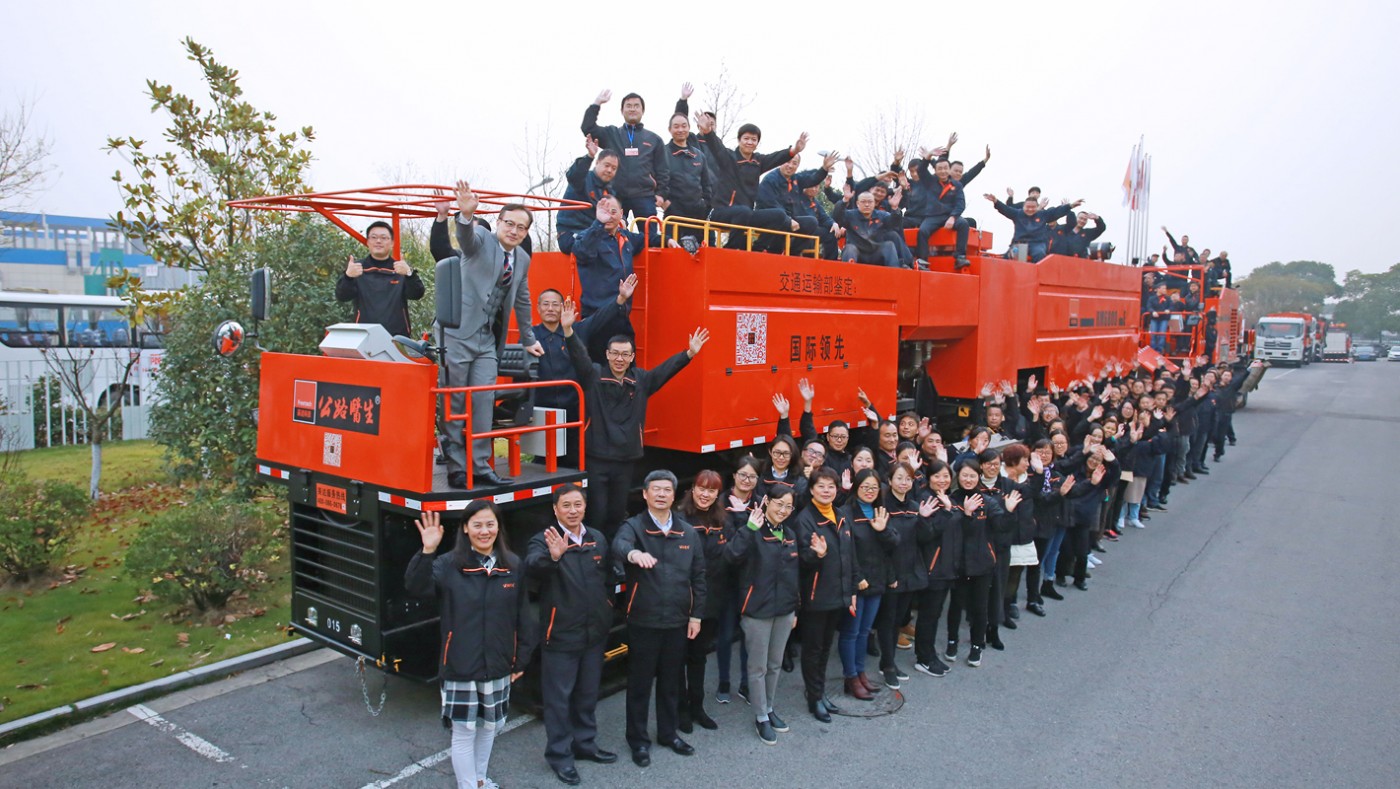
769,501,795,512
735,472,758,481
367,234,393,242
804,448,825,457
857,484,881,492
605,350,635,359
499,218,530,232
770,450,791,458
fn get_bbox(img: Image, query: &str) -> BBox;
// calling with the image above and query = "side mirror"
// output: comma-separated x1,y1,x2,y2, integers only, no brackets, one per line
250,268,272,322
435,256,461,329
212,320,246,356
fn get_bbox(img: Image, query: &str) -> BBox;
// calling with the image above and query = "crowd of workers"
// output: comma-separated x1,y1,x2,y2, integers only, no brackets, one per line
1140,226,1236,358
330,85,1259,789
410,353,1262,788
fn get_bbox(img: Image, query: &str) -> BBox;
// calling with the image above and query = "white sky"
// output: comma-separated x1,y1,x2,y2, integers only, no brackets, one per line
4,0,1395,277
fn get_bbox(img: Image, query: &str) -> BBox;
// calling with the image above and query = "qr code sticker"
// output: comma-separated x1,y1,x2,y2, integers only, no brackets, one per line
736,313,767,366
323,432,343,467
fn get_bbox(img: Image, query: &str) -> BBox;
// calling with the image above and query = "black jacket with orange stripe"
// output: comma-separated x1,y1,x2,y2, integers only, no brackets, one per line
404,548,537,682
611,511,707,630
725,518,800,620
794,503,859,612
844,501,899,597
567,331,690,462
334,257,425,338
883,490,936,592
922,502,962,583
694,130,795,209
524,524,620,653
949,487,1008,578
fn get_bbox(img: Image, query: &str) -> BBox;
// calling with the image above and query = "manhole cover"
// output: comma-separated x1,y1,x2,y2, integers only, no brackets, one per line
824,673,904,717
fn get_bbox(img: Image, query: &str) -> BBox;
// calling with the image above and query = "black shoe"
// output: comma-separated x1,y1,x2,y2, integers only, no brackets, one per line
447,471,468,489
807,697,832,723
553,765,582,785
631,747,650,767
821,695,843,714
1006,605,1021,620
574,749,617,764
1055,576,1068,587
987,634,1006,650
1002,616,1017,630
692,707,718,730
666,737,695,756
768,711,788,732
781,653,794,673
1074,580,1089,591
954,256,971,270
914,659,949,678
678,708,693,734
737,684,750,704
1195,467,1211,475
882,668,901,689
1027,602,1047,617
1184,472,1198,480
477,469,510,486
944,639,958,662
967,645,983,667
715,681,731,704
1041,581,1064,601
866,631,880,657
680,236,700,255
1092,541,1106,553
1228,439,1236,446
1213,454,1223,462
754,718,777,745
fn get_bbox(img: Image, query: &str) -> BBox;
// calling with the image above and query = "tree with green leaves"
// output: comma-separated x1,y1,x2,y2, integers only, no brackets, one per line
105,37,314,273
1333,264,1400,339
1237,260,1342,320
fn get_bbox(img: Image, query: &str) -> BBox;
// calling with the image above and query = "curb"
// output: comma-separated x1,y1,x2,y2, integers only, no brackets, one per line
0,637,320,745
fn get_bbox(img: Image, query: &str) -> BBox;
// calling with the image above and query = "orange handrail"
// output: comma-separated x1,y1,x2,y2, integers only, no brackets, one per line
435,379,587,491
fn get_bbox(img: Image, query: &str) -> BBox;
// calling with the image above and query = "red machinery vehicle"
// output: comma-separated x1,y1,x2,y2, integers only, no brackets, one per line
1137,264,1245,367
229,184,1144,680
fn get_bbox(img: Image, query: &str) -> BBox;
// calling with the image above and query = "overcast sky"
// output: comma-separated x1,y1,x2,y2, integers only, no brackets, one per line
4,0,1395,278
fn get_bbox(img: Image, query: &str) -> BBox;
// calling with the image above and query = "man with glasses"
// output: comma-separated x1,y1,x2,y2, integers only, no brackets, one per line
335,220,425,338
442,181,545,489
561,298,710,536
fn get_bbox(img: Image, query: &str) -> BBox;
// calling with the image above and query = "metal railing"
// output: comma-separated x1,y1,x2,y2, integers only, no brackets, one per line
641,215,821,258
434,379,587,490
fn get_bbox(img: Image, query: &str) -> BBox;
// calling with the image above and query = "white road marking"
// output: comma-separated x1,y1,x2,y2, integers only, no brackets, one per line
359,713,533,789
1272,369,1296,379
127,703,235,763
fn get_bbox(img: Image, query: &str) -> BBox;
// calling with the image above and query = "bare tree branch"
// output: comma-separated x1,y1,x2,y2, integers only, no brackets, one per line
515,119,567,252
701,61,755,140
853,104,927,178
0,97,53,211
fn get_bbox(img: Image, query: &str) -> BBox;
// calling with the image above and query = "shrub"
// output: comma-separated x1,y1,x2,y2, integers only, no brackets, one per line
125,491,283,612
0,472,90,582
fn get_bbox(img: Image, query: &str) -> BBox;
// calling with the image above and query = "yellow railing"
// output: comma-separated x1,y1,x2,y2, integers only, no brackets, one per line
640,215,821,259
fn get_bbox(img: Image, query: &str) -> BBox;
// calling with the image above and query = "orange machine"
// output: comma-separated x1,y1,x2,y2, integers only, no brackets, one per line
231,185,1145,678
1136,264,1244,366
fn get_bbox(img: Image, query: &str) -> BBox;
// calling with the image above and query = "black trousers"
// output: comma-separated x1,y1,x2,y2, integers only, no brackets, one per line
665,201,710,244
799,607,843,702
680,616,719,713
625,624,687,750
1192,421,1214,469
587,457,633,538
1006,558,1041,607
542,641,606,769
1060,526,1091,583
874,589,916,671
912,584,950,665
1213,413,1235,457
947,574,991,648
986,547,1010,634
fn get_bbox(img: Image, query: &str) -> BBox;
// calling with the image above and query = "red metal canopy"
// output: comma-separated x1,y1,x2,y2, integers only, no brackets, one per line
227,184,588,256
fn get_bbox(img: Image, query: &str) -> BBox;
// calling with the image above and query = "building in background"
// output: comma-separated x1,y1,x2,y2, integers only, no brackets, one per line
0,211,201,294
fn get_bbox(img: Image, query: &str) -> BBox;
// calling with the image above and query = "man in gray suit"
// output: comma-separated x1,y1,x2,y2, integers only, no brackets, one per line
444,180,545,488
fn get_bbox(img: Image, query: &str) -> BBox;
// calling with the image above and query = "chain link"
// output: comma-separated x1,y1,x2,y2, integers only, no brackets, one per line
356,656,389,716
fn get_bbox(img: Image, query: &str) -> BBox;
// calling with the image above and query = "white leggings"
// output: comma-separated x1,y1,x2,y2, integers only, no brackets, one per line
450,720,499,789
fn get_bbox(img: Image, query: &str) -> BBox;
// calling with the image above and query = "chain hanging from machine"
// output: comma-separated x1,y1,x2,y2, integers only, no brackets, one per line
356,656,390,717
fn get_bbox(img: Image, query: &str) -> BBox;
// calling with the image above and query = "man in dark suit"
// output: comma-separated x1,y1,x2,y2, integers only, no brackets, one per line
444,180,544,488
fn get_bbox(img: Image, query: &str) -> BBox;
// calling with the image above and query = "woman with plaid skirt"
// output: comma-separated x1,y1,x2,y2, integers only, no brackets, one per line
407,502,537,789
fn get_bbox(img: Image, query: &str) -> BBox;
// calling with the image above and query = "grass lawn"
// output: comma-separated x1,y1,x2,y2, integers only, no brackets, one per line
0,441,294,726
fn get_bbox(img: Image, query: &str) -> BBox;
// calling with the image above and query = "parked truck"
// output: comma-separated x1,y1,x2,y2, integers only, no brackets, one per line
1323,322,1352,362
1254,313,1311,366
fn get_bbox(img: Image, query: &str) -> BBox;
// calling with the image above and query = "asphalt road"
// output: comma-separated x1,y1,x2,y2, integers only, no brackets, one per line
4,360,1399,788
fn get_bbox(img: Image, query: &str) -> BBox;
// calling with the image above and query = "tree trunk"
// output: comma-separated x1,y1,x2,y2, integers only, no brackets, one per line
90,440,103,500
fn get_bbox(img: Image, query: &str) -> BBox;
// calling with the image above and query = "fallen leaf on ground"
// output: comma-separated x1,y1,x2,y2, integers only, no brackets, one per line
15,684,46,690
91,642,117,653
122,647,146,654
